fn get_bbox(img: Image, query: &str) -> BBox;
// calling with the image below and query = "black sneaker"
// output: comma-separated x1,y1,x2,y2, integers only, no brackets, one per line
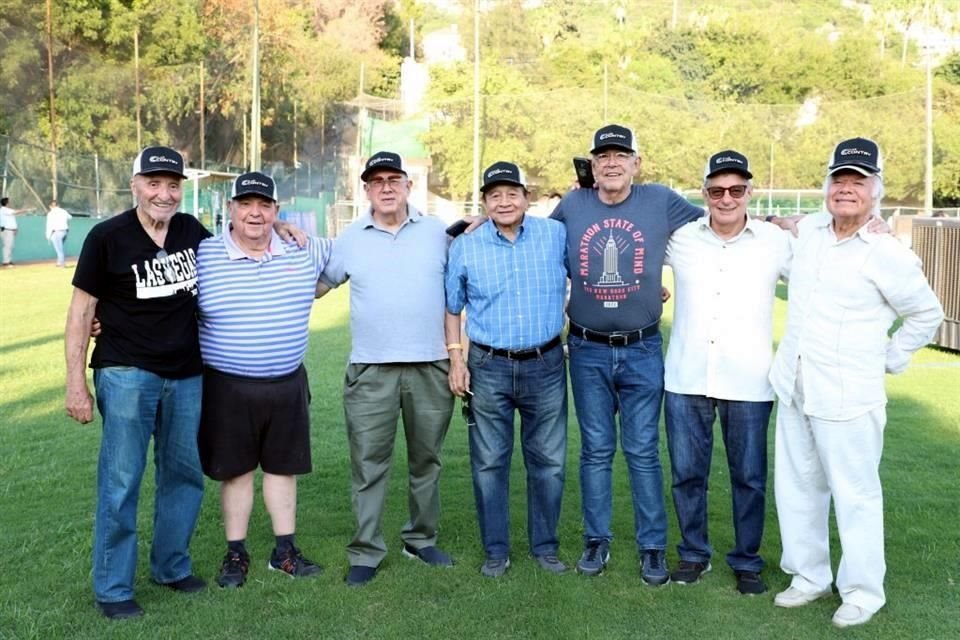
156,574,207,593
217,550,250,588
96,599,144,620
640,549,670,586
576,540,610,576
268,546,323,578
735,570,767,595
671,560,711,585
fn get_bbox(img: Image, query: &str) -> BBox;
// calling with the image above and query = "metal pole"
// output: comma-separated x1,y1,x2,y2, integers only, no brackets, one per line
199,60,206,169
94,151,101,216
672,0,679,29
768,140,774,216
134,27,142,150
603,63,608,123
1,137,10,195
471,0,481,215
46,0,59,200
924,0,934,215
250,0,261,171
293,100,298,196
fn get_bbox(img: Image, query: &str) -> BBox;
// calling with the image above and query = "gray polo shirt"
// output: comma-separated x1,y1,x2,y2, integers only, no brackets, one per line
319,205,449,364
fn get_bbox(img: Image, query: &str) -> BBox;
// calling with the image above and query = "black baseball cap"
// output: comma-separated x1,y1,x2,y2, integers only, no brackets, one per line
231,171,278,202
590,124,637,154
132,146,187,179
480,161,527,193
704,150,753,179
361,151,407,182
828,137,883,176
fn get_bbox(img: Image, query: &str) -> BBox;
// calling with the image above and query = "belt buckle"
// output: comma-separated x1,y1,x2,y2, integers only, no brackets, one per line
607,333,629,347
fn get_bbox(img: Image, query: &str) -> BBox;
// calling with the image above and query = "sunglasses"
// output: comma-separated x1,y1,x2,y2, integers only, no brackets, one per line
156,249,177,283
705,185,749,200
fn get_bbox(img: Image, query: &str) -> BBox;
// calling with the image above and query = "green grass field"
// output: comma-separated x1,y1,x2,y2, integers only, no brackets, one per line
1,263,958,640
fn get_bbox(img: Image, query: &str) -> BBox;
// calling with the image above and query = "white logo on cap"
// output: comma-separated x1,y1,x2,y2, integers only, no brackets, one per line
149,155,178,164
716,156,744,165
241,179,269,188
368,156,393,166
487,168,513,178
599,132,627,141
840,148,872,157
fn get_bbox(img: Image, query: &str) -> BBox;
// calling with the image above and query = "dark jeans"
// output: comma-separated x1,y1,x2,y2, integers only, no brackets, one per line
467,342,567,559
664,392,772,572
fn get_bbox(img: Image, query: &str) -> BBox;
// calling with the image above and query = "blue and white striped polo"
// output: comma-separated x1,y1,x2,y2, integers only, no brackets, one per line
197,230,333,377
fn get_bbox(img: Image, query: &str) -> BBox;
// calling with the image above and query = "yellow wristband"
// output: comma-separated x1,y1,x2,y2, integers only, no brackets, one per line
446,343,463,351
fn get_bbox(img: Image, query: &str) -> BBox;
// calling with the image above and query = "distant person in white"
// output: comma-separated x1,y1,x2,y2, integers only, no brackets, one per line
46,199,72,267
769,138,944,628
663,150,789,595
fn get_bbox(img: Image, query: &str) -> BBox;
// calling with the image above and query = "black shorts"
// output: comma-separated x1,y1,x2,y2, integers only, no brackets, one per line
198,365,312,481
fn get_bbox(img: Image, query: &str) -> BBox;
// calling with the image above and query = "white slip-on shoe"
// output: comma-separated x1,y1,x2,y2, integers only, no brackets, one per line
832,603,874,628
774,585,833,608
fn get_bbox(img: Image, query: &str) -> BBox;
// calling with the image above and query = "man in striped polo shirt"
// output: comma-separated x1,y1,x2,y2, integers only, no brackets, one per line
196,171,333,589
444,161,569,578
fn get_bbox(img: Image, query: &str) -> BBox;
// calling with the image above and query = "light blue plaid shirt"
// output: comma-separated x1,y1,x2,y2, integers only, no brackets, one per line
445,215,567,350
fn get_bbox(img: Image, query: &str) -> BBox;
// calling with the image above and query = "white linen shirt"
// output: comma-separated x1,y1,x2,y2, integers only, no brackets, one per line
665,216,790,401
769,212,944,420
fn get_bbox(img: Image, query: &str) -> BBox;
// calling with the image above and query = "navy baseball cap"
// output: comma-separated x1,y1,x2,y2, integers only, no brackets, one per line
132,146,187,179
231,171,278,202
704,150,753,179
828,137,883,176
480,161,527,193
361,151,407,182
590,124,637,154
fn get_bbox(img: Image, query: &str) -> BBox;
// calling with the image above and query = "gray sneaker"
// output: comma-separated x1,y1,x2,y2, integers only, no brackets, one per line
640,549,669,586
481,557,510,578
576,541,610,576
534,554,568,574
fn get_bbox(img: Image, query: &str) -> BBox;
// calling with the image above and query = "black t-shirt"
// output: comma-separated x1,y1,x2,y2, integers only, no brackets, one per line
72,209,212,378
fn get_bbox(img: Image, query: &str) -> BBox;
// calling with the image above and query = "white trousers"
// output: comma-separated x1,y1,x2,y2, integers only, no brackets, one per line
774,368,886,613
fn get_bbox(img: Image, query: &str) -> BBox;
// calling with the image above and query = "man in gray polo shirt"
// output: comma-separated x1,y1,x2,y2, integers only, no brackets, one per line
318,151,455,587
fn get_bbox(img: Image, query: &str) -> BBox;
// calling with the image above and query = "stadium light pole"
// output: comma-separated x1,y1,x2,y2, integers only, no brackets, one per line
923,0,934,215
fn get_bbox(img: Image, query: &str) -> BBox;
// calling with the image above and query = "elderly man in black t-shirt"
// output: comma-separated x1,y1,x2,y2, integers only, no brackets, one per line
65,147,210,620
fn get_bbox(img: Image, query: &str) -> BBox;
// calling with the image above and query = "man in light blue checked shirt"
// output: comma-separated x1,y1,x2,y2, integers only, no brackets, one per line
445,161,569,578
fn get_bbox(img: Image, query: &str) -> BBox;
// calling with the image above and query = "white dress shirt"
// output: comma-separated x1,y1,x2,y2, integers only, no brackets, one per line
45,206,72,238
769,212,944,420
665,216,791,401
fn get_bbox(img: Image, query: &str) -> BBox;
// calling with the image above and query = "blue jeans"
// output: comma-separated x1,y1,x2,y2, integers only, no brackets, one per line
467,342,567,559
664,392,772,573
50,229,67,266
567,333,667,551
92,367,205,602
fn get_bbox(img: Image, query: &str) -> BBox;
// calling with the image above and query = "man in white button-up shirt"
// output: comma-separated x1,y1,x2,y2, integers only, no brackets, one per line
769,138,944,628
663,150,790,596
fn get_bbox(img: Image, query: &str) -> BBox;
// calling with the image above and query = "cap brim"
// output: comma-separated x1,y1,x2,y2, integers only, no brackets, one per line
137,168,187,179
705,168,753,180
828,164,879,176
480,179,526,193
590,143,635,155
232,191,276,202
361,167,408,182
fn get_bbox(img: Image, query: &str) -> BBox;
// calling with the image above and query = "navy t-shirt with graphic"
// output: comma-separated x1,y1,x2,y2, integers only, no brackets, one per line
73,208,211,378
551,184,703,332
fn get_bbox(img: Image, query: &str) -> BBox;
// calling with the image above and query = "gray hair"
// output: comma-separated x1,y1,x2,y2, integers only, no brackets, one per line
822,172,883,217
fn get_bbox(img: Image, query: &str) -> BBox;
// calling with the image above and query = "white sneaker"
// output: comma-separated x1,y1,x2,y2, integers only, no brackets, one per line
832,603,874,628
774,585,833,608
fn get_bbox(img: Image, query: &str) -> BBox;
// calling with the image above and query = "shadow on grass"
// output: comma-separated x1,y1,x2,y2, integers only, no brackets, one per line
0,331,63,357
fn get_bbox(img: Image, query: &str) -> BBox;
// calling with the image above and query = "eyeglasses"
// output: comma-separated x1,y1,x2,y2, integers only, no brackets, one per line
156,249,176,283
593,151,635,164
705,185,749,200
366,176,407,190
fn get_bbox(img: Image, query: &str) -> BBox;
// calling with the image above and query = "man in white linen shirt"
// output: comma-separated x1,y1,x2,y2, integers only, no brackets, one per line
663,150,790,596
769,138,943,628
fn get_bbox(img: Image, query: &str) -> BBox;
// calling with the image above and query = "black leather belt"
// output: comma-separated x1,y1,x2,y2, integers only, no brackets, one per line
472,335,562,361
568,321,659,347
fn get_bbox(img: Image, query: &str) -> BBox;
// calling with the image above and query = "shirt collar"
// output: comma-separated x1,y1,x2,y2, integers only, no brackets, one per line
223,225,286,261
698,212,755,242
362,204,422,230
